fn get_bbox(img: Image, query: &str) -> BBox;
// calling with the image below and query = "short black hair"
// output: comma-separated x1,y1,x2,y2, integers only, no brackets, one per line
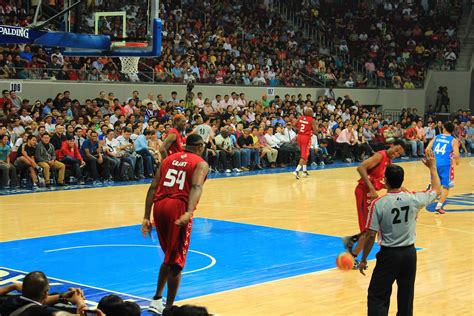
444,121,454,133
392,139,405,148
121,302,141,316
186,134,203,146
163,305,210,316
98,295,124,316
385,165,404,189
22,271,49,301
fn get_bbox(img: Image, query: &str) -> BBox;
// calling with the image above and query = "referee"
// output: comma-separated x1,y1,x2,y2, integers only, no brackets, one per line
359,151,441,316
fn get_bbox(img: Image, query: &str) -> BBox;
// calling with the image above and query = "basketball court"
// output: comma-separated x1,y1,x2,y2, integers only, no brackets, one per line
1,158,473,315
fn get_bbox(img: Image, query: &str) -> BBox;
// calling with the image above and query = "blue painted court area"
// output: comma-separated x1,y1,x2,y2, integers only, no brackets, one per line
426,193,474,212
0,218,379,307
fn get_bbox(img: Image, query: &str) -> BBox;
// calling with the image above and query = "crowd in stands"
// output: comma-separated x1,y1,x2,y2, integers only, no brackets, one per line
0,87,472,190
286,0,462,87
0,0,463,88
0,271,211,315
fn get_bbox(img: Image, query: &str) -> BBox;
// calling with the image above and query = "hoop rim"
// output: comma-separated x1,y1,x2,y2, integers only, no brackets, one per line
112,41,148,48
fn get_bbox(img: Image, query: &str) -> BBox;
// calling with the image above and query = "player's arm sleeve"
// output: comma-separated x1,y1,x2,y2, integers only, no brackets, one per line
412,190,438,208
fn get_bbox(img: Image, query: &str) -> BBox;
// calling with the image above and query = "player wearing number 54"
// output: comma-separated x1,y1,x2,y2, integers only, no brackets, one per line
141,134,209,314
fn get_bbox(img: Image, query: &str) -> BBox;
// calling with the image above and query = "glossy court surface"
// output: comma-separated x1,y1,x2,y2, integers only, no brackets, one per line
1,158,473,315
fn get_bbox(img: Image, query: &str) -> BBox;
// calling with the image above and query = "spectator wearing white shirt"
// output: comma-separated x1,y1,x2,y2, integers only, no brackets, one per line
274,125,299,165
211,95,227,113
341,108,351,122
194,92,205,108
227,92,239,109
237,93,247,108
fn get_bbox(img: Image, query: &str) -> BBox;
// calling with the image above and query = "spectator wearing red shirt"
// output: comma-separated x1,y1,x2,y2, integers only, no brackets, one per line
405,122,424,157
58,135,85,184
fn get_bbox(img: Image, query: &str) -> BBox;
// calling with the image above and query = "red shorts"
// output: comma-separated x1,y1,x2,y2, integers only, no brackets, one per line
355,183,371,232
297,134,311,160
153,198,192,269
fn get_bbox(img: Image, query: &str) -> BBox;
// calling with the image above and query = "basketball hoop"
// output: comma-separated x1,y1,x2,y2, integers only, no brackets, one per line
114,42,148,75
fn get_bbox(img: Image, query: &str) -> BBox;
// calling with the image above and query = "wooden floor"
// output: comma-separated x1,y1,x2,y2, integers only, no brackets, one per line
1,158,473,315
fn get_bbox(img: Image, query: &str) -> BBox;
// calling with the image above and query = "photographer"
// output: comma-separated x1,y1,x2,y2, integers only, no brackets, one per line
184,82,195,110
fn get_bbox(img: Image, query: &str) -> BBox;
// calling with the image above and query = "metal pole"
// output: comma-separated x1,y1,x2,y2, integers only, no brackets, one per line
33,0,43,26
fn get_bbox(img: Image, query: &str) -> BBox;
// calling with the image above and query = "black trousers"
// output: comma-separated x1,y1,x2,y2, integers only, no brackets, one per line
368,245,417,316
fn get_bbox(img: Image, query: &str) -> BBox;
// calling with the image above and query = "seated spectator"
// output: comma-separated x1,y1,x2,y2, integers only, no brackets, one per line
256,126,278,168
0,134,17,189
58,135,85,184
35,133,66,186
133,128,155,178
214,127,242,173
14,134,42,187
237,128,262,170
273,125,300,165
116,128,145,179
405,122,424,157
50,125,66,151
147,130,163,164
0,271,86,315
336,123,357,162
81,131,112,182
104,129,122,177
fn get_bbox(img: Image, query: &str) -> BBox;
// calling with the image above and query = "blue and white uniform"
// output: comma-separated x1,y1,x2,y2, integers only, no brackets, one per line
432,134,454,188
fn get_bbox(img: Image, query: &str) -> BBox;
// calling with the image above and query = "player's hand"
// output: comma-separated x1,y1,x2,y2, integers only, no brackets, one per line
368,189,378,200
359,261,368,276
141,219,152,237
425,147,434,159
175,212,192,227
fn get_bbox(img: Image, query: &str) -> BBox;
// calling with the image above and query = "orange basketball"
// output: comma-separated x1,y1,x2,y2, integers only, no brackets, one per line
336,252,354,271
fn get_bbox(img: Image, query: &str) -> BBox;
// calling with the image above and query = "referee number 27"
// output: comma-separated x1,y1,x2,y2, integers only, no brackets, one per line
163,169,186,190
392,206,410,224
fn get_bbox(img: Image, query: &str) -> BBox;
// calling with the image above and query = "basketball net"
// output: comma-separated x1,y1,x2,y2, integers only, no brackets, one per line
119,56,140,75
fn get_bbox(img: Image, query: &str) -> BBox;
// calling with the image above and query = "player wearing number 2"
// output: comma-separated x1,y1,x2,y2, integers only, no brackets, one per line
293,107,318,180
425,121,460,214
141,134,209,314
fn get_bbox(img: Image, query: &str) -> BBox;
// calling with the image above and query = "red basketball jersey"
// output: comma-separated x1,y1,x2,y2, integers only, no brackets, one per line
167,128,185,155
358,150,392,191
154,152,206,203
297,116,314,136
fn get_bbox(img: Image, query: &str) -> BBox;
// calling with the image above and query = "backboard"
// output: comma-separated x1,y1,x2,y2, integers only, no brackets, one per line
60,0,161,57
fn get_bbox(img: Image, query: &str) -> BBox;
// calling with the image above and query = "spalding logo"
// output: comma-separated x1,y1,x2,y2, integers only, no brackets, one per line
0,26,30,39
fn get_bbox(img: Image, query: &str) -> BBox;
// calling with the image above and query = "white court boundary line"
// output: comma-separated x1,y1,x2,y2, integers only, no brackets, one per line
44,244,217,275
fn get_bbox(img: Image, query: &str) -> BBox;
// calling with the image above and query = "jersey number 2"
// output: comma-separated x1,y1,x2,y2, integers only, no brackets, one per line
433,143,447,155
392,206,410,224
163,169,186,190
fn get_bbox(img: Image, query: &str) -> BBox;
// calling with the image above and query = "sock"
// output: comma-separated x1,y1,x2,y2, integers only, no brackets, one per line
302,165,307,171
295,165,302,172
435,202,443,210
153,295,162,300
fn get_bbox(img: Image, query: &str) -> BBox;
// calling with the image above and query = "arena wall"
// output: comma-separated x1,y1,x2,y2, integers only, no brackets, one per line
0,70,471,114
